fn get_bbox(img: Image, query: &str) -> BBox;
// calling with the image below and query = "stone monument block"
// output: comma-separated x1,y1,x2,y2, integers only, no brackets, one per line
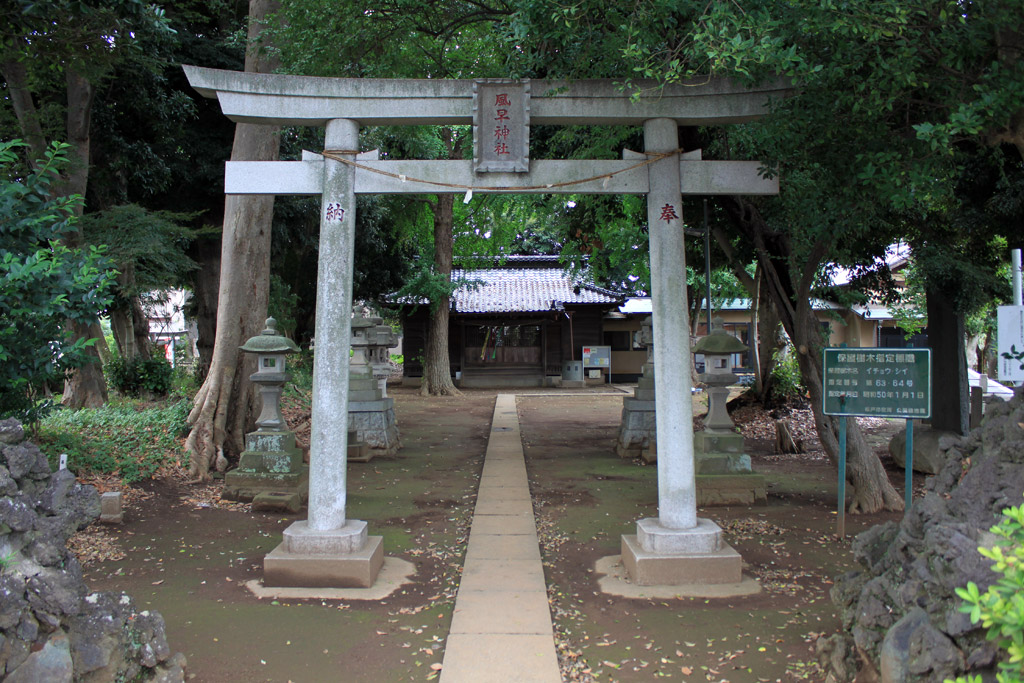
99,491,123,524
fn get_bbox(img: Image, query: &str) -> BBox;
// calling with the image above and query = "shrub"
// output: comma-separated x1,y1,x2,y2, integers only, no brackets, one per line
107,355,174,397
768,346,805,403
36,400,189,483
950,502,1024,683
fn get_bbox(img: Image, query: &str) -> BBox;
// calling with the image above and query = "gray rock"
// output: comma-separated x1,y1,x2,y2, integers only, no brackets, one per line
0,574,27,630
26,566,84,617
0,634,30,676
2,444,37,481
0,494,36,532
1,429,184,682
825,388,1024,682
889,427,961,474
0,419,24,446
5,631,72,683
150,652,188,683
64,484,101,531
852,521,898,571
38,469,76,514
14,612,37,642
879,608,963,682
0,465,16,496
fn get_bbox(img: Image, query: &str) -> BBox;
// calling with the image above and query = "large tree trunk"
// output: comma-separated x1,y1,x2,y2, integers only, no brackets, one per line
0,59,47,164
61,64,109,408
109,266,153,362
710,226,783,403
190,237,222,381
184,0,281,481
926,286,969,435
421,192,461,396
722,196,903,513
753,269,784,404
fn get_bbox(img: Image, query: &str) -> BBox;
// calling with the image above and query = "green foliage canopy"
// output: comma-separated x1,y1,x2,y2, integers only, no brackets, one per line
0,141,116,422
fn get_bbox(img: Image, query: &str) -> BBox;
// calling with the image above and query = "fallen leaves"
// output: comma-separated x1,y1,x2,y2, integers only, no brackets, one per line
68,526,126,567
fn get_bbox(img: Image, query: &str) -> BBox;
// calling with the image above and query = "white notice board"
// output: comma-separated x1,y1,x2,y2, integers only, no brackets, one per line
582,346,611,368
998,305,1024,382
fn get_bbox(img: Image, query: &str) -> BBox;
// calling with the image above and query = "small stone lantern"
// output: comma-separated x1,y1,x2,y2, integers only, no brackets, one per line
240,318,300,431
225,317,307,507
692,317,747,432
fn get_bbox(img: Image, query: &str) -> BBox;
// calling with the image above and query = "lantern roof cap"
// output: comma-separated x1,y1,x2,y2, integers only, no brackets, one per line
692,317,747,354
240,318,300,354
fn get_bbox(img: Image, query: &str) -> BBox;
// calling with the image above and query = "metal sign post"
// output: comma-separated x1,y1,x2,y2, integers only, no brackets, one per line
837,405,847,538
823,347,932,536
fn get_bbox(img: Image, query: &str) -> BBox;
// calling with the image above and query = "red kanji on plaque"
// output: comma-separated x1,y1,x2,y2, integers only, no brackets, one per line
660,204,679,222
494,109,510,122
325,203,345,222
495,93,511,106
494,142,510,155
494,125,511,140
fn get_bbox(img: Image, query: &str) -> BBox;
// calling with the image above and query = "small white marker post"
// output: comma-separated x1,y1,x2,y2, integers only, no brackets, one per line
59,453,68,470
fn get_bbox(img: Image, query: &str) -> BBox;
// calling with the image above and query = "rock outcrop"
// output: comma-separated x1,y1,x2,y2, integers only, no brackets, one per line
0,418,185,682
818,389,1024,682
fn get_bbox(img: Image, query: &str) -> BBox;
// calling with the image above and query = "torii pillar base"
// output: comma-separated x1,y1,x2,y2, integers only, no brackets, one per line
621,518,744,587
263,520,383,588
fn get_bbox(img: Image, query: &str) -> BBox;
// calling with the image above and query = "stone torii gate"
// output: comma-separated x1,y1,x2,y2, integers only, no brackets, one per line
184,65,785,588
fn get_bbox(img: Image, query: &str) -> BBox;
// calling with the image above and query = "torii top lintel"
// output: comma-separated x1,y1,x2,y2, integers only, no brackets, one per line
183,65,788,128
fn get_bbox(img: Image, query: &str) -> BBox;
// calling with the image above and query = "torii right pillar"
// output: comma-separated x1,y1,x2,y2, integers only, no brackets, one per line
620,119,745,587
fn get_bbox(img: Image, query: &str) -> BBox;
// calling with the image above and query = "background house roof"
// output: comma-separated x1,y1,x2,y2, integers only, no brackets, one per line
450,257,621,313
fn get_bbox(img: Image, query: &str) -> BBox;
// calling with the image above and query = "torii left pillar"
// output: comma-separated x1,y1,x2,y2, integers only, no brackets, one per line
263,119,384,588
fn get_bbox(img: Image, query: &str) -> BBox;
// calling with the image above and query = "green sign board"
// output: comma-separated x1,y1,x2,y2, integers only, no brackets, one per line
822,347,931,418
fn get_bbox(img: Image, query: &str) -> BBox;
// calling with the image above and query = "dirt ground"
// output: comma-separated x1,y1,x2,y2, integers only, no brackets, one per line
74,384,913,683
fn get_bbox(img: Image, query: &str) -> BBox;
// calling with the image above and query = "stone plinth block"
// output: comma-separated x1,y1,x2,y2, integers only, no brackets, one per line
283,519,368,554
636,517,723,554
634,387,656,401
694,430,745,455
263,535,384,588
348,398,401,455
245,430,297,453
696,453,752,474
348,440,372,462
615,398,657,458
237,430,303,473
621,534,743,586
223,467,308,503
697,473,767,506
99,491,123,524
252,491,302,513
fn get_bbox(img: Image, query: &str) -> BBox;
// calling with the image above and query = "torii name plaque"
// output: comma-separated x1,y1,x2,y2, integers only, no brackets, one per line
473,79,530,173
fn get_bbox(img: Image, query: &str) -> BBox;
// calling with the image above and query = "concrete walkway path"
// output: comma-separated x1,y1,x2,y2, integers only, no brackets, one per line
440,394,562,683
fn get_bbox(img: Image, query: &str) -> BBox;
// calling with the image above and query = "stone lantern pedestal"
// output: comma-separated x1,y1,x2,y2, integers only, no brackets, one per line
347,308,400,459
224,319,309,509
615,316,657,458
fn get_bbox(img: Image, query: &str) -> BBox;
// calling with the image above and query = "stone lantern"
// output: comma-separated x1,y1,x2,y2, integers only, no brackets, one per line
241,318,300,431
223,318,308,509
347,307,401,459
692,317,747,432
689,317,765,505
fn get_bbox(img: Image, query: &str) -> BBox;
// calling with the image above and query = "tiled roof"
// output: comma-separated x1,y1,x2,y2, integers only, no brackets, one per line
451,267,622,313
